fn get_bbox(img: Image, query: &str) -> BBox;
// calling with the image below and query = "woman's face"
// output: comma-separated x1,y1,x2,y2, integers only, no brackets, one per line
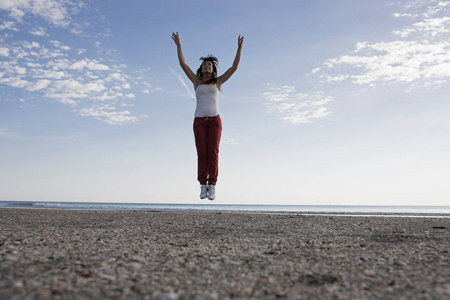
202,61,214,74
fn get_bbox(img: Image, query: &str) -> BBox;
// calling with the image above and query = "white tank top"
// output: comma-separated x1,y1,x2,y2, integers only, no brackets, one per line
194,84,219,117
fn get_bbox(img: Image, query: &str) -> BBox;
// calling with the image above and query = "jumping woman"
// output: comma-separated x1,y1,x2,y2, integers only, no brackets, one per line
171,32,243,200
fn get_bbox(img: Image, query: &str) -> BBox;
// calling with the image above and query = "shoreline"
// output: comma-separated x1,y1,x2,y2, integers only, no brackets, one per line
2,201,450,218
1,208,449,299
6,207,450,218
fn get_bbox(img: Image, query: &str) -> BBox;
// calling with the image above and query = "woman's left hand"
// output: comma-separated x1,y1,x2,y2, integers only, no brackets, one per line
238,35,244,49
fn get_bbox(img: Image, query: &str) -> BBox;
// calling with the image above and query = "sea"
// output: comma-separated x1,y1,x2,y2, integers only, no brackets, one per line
1,201,449,217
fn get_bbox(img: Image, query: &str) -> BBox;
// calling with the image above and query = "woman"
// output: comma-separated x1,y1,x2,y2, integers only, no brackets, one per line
171,32,243,200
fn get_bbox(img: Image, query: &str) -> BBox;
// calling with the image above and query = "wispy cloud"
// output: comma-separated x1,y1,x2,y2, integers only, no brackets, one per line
0,47,9,56
263,85,332,124
29,26,48,36
0,127,85,143
0,21,19,31
264,1,450,125
0,0,80,28
0,0,153,125
170,67,196,100
222,138,239,145
78,104,146,125
0,128,16,140
0,40,142,123
312,1,450,92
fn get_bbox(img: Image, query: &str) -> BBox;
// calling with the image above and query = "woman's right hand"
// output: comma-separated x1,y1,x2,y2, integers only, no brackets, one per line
171,32,181,46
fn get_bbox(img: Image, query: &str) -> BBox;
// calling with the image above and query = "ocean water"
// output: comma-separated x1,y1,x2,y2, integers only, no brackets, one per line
0,201,449,217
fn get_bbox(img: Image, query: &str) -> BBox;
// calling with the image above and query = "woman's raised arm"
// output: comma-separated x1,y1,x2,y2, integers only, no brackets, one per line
217,35,244,87
171,32,198,85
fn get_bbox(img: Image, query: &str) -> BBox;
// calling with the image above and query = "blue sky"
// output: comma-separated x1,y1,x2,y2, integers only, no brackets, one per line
1,0,449,205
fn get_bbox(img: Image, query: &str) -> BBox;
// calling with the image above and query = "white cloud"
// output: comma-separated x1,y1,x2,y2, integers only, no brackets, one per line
424,1,450,17
19,43,67,59
70,59,109,71
120,82,131,89
263,86,332,124
311,67,321,74
414,16,450,35
313,1,450,91
107,72,128,82
78,105,138,125
95,92,118,101
52,79,106,94
393,1,450,37
395,17,450,37
23,41,40,49
9,6,26,21
27,79,51,91
26,62,41,67
29,26,48,36
0,21,19,31
35,69,66,79
0,47,10,57
393,13,416,18
0,1,152,125
0,39,150,124
140,80,152,88
47,59,70,70
1,76,29,88
320,41,450,86
11,46,29,59
14,65,27,75
0,0,75,27
50,40,70,50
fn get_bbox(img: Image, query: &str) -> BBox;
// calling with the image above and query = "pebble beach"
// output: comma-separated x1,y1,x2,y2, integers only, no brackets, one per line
0,209,449,299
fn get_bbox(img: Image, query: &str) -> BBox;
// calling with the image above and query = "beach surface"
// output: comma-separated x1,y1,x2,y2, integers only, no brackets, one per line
0,209,449,299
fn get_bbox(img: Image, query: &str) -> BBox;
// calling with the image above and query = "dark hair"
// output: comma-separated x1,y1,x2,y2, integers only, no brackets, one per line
196,55,218,85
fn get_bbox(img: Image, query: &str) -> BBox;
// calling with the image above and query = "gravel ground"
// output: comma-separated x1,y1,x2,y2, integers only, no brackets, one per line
0,209,449,299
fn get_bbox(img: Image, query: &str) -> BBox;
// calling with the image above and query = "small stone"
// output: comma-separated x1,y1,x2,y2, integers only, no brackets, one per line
79,271,93,278
4,254,18,262
51,288,63,295
127,262,143,271
130,255,146,263
156,292,178,300
11,280,24,288
364,269,376,277
393,260,407,267
96,272,116,281
204,291,219,300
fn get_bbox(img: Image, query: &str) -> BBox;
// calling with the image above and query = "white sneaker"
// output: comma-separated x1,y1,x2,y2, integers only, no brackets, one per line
200,185,208,199
208,185,216,200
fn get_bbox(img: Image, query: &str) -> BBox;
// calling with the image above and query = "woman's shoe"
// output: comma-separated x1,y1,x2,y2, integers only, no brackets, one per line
208,185,215,200
200,185,208,199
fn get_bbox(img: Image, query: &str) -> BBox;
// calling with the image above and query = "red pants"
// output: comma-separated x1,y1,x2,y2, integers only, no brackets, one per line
193,115,222,186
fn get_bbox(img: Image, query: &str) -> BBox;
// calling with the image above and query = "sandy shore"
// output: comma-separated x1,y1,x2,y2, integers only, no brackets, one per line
0,209,449,299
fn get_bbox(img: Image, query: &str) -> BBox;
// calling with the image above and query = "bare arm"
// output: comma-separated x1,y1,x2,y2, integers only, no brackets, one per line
171,32,198,86
217,35,244,87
